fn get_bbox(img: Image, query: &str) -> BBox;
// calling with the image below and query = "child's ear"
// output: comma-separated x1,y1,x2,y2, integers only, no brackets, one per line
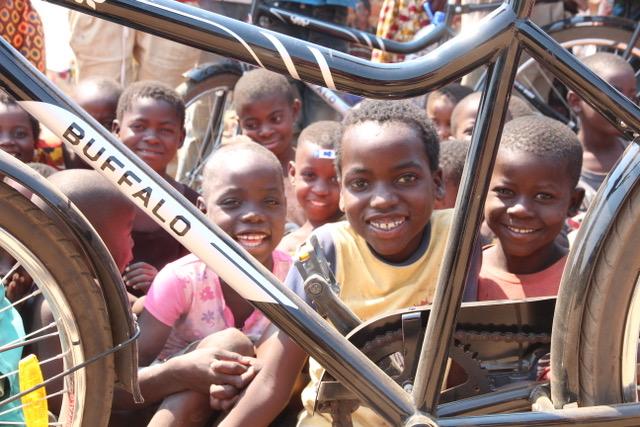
432,168,445,200
288,160,296,186
196,196,207,214
566,90,582,116
567,186,585,218
178,127,186,150
292,98,302,120
111,119,120,135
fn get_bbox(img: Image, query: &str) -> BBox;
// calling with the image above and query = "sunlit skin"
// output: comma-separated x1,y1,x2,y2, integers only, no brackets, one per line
237,94,301,169
450,97,480,141
78,96,119,131
340,121,443,263
434,169,460,210
568,66,637,174
0,105,35,162
426,94,455,141
113,97,185,176
289,140,341,227
484,149,583,274
201,158,286,269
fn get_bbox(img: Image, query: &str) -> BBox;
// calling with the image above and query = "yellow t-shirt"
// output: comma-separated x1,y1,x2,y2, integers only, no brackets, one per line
297,210,453,427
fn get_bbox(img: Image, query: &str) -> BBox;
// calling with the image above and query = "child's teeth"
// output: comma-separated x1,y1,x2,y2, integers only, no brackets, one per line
371,219,404,231
507,226,535,234
237,234,266,247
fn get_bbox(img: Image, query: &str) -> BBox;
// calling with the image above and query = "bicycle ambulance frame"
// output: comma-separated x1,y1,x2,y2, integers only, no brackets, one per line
1,0,640,424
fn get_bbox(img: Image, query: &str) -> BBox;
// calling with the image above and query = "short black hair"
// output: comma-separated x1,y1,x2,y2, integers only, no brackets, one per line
427,83,473,107
0,91,40,140
508,95,535,118
298,120,342,150
233,68,299,112
74,77,123,104
501,115,583,186
439,139,470,187
338,99,439,174
116,80,185,125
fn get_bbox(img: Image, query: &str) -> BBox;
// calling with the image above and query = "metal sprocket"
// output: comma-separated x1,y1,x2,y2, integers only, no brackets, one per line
359,329,492,403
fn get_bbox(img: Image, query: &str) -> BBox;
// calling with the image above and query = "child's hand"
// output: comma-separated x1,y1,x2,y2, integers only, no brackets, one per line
123,262,158,293
209,355,261,411
5,268,33,303
178,348,258,395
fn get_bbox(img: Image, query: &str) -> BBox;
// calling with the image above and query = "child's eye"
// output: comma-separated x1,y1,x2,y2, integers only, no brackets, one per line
348,178,368,192
396,173,417,185
301,171,316,181
271,114,283,124
129,123,144,132
241,120,258,131
219,198,240,208
535,192,553,201
264,197,282,207
12,128,28,139
160,127,176,135
494,187,514,197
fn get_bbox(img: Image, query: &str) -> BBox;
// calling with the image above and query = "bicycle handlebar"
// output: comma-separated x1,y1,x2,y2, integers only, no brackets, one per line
46,0,514,98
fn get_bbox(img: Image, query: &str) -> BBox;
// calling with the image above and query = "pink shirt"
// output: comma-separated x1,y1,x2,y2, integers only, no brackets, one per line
145,251,292,360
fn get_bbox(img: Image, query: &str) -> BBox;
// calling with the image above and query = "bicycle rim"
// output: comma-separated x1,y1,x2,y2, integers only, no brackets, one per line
0,181,114,426
516,21,640,125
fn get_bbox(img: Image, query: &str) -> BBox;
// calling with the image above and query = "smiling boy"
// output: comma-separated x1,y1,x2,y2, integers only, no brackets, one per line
478,115,584,300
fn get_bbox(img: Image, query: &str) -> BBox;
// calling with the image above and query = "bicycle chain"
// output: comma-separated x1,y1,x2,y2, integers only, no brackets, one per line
453,328,551,345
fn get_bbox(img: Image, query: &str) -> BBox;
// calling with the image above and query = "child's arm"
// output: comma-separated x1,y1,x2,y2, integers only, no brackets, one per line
214,325,307,427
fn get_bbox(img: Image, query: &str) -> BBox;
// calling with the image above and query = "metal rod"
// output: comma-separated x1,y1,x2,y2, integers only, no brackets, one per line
622,21,640,61
438,402,640,426
412,0,529,413
517,19,640,137
437,382,538,417
42,0,515,98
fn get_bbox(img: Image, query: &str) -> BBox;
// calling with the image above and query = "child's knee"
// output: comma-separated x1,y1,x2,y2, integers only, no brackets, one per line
197,328,254,356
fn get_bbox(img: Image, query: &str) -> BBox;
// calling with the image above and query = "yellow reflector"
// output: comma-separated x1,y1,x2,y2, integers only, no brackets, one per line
18,354,48,427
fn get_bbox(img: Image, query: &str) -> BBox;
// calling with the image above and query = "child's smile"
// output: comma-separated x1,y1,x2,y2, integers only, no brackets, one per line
340,121,442,263
485,149,582,273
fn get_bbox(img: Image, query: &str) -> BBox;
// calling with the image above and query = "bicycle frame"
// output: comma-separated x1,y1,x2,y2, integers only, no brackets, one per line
1,0,640,424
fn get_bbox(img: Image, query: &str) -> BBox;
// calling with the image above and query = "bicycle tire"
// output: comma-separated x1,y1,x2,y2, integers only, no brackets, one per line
176,64,242,189
515,16,640,123
0,180,114,426
564,165,640,406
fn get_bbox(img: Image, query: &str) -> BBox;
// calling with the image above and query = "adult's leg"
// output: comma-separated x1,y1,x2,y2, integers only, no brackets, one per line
68,12,135,85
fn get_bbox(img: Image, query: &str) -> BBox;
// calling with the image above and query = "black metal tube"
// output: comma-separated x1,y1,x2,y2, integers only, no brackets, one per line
517,19,640,137
43,0,515,98
0,36,416,425
411,0,529,414
438,402,640,426
259,4,448,53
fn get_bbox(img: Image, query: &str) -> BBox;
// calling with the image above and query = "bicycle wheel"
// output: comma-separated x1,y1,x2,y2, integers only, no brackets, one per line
176,62,243,190
561,161,640,406
0,180,114,426
515,16,640,125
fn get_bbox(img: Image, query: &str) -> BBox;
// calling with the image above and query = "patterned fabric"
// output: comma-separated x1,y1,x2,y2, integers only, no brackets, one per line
371,0,428,63
33,138,65,170
0,0,46,72
144,251,292,360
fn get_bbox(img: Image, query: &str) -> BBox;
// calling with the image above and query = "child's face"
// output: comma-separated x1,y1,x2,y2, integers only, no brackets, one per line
485,149,583,266
95,207,135,274
290,140,340,225
0,105,35,163
78,95,118,130
451,102,477,141
574,67,637,138
340,121,443,263
434,170,459,210
426,94,454,141
237,94,300,160
114,97,185,174
202,160,286,267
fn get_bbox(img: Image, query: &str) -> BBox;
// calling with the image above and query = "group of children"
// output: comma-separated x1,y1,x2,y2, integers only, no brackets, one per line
0,46,636,426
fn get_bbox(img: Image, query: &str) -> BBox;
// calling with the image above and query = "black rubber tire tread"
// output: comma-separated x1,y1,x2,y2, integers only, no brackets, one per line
178,69,241,108
0,181,114,426
576,175,640,406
